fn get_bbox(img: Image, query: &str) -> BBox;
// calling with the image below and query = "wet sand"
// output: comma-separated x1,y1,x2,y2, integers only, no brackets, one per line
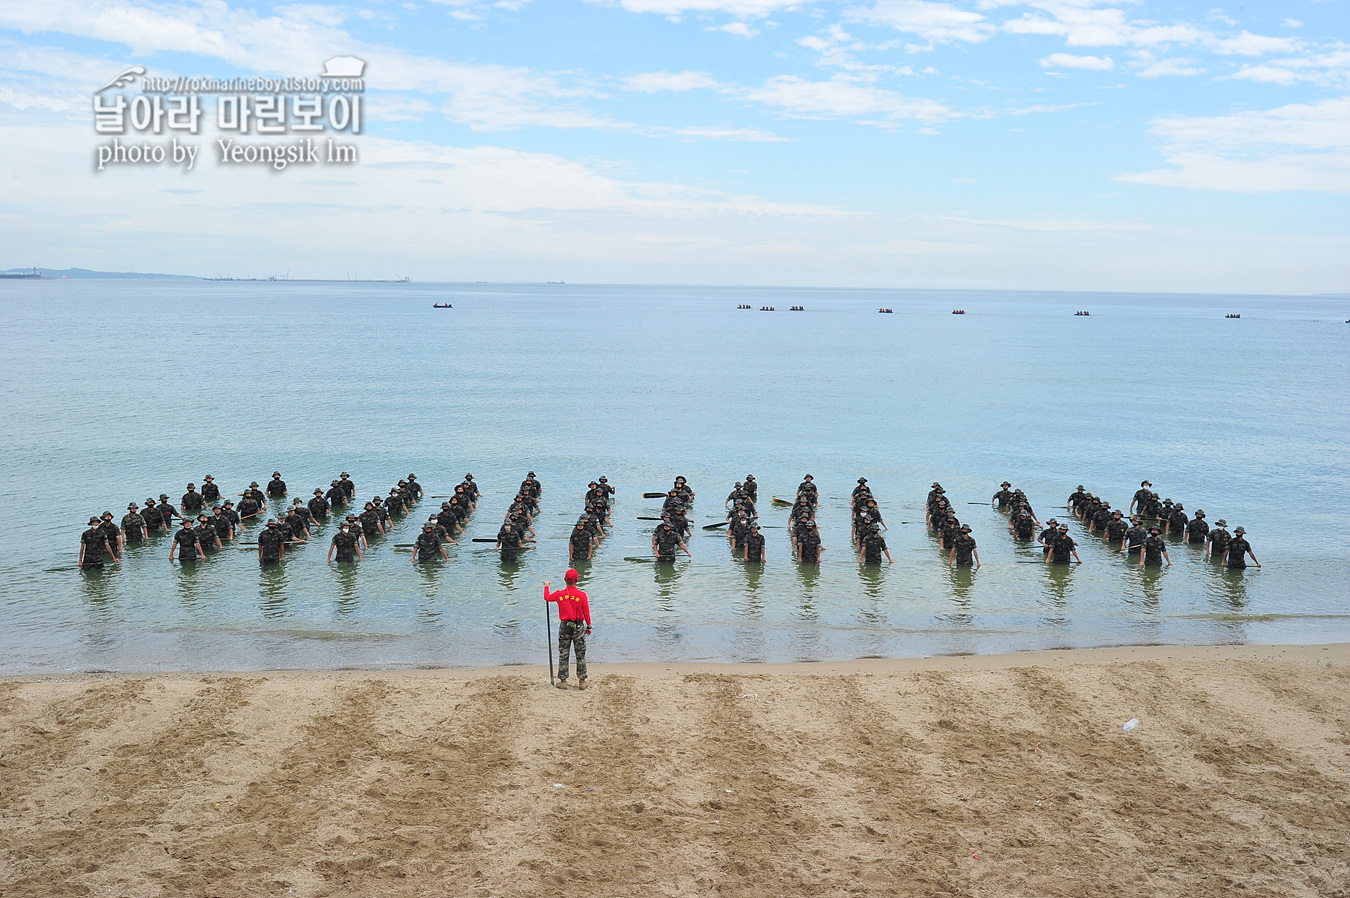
2,643,1348,897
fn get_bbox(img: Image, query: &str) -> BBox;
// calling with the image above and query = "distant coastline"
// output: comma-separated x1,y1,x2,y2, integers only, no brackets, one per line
1,268,411,283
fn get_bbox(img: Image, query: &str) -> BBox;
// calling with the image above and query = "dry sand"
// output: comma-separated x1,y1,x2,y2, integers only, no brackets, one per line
2,643,1348,897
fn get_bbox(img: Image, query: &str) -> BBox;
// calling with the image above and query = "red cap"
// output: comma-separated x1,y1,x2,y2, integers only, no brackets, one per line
564,568,579,583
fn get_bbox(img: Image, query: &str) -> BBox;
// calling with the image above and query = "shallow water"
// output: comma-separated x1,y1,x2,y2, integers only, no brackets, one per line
1,281,1347,674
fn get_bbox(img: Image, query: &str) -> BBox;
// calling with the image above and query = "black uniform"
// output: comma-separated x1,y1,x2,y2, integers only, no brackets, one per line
1039,524,1058,555
257,528,285,562
309,495,330,519
952,534,977,566
81,529,109,569
797,528,821,563
745,529,765,563
182,490,204,514
1225,536,1251,569
331,529,358,562
358,509,381,537
1186,518,1209,544
98,520,120,554
498,526,522,562
1124,525,1146,553
414,531,442,561
121,512,146,541
1050,533,1076,564
326,485,347,507
1142,534,1166,566
213,511,233,541
1132,487,1152,512
339,477,356,500
1105,518,1128,542
1012,514,1036,540
654,527,681,561
993,488,1014,508
1208,528,1231,557
861,533,886,563
267,477,287,497
570,528,591,560
201,481,221,502
173,527,202,562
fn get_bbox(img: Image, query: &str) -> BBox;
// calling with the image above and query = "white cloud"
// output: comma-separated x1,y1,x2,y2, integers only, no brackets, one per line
1039,52,1115,70
1282,19,1302,29
1007,101,1097,114
1131,51,1202,78
738,74,950,123
938,215,1148,232
846,0,996,44
996,1,1299,57
367,95,436,122
621,70,721,92
609,0,800,15
1221,64,1301,86
0,1,648,136
796,24,919,73
1216,47,1350,87
670,124,788,140
1209,31,1301,56
1116,96,1350,193
707,21,759,36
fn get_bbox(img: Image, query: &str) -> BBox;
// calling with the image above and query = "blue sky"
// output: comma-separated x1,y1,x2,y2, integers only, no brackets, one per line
0,0,1346,291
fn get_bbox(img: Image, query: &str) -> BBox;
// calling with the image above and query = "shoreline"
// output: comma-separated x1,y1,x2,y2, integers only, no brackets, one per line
3,642,1347,896
6,640,1347,684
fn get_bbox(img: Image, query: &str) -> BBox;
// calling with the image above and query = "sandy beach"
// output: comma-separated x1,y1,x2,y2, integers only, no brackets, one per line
2,643,1348,897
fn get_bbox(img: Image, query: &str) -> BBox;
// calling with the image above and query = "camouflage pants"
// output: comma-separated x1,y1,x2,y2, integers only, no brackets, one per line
557,620,587,681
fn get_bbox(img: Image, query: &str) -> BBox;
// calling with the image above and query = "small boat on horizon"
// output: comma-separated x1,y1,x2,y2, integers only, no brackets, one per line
433,303,453,308
1225,313,1241,319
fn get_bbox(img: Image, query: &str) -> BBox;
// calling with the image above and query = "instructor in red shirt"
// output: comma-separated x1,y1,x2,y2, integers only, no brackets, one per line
544,568,592,689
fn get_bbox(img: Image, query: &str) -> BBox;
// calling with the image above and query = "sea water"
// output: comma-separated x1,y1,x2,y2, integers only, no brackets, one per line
0,281,1346,674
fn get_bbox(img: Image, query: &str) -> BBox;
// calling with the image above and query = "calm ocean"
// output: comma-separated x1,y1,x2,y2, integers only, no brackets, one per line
1,280,1347,674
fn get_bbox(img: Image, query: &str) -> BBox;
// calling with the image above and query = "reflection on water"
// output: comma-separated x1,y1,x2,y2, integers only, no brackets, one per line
1136,565,1166,608
1044,562,1073,606
948,565,976,604
738,561,765,618
334,562,360,615
495,556,524,592
258,563,288,619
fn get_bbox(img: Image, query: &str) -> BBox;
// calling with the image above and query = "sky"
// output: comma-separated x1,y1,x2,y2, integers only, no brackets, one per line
0,0,1346,292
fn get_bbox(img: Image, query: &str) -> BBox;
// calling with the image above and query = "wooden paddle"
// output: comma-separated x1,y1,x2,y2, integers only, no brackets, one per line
770,497,792,507
702,521,730,530
643,492,667,499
